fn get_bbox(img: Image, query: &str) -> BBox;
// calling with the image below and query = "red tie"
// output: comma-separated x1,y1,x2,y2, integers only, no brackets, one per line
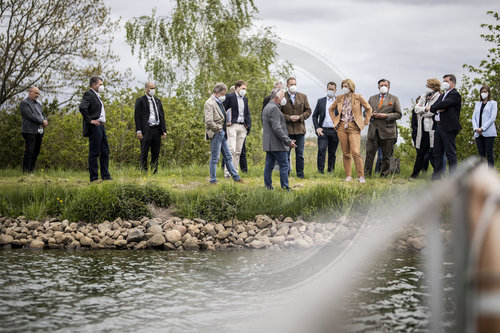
378,95,384,109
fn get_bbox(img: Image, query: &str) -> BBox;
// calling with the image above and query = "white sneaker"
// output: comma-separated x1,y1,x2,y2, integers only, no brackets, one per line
359,177,366,183
345,176,352,182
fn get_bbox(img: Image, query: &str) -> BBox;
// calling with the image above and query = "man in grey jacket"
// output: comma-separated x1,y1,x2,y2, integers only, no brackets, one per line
20,87,48,173
262,88,297,190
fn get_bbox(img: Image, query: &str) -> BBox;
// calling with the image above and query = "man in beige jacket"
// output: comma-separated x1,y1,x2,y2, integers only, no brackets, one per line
204,82,243,185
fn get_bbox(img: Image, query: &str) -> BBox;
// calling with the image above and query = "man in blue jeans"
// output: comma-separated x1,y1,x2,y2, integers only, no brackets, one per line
204,82,244,185
262,88,297,190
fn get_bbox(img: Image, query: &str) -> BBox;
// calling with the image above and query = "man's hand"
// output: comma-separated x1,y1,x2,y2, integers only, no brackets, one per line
289,140,297,148
290,115,300,122
316,128,324,136
137,132,143,140
162,132,167,139
90,120,101,126
42,120,48,128
475,128,483,134
373,113,387,119
425,106,431,112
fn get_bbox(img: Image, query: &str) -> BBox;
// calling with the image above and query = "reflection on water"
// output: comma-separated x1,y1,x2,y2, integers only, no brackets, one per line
0,248,453,332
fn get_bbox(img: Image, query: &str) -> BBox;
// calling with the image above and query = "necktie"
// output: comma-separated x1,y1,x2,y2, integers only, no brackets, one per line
151,97,159,121
378,95,384,109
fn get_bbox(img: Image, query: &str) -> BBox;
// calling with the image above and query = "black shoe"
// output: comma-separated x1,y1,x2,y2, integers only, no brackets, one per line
103,177,113,181
297,175,304,179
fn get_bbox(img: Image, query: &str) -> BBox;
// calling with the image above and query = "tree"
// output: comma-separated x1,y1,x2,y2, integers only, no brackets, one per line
0,0,122,109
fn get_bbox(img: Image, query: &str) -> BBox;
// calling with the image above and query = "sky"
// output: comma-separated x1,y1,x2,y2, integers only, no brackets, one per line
106,0,496,129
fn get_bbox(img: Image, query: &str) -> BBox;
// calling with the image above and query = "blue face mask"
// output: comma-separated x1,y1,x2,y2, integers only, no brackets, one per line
218,95,226,102
327,90,335,98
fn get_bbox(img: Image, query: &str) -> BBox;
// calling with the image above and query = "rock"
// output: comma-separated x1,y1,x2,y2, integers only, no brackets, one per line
26,221,41,230
0,234,14,245
134,241,147,250
122,221,133,229
245,236,255,243
239,232,248,239
28,239,45,249
113,217,123,225
163,242,176,250
187,225,200,236
147,234,166,248
66,241,81,250
174,225,187,236
283,217,294,224
409,237,425,251
127,228,145,242
165,230,182,244
215,229,231,240
61,219,69,228
199,241,215,250
100,236,115,247
295,239,312,249
270,236,286,245
235,238,245,246
183,237,199,250
201,224,217,236
147,225,163,234
249,239,270,249
80,236,93,247
256,228,271,238
256,215,273,229
98,222,111,233
130,220,141,227
214,224,225,233
234,224,246,233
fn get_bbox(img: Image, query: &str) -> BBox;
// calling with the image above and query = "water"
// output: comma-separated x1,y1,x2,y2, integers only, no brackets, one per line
0,248,454,332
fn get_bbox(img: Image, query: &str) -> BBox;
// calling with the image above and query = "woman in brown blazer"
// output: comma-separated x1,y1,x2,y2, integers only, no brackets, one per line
329,79,372,183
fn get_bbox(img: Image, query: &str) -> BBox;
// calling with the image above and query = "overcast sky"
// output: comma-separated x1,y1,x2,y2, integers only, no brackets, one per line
106,0,496,127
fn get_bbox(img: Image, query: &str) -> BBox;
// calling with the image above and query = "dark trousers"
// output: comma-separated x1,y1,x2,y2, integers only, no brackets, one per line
432,125,458,180
365,130,394,177
374,147,383,174
88,124,110,181
140,126,161,173
22,133,43,173
411,131,434,178
475,136,495,167
287,134,305,178
240,139,247,173
264,151,289,189
317,128,339,173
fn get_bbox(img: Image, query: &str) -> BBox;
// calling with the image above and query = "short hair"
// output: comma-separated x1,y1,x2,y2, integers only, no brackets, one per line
273,81,284,89
235,80,246,89
269,88,284,100
286,77,296,85
426,78,441,92
90,76,103,87
341,79,356,93
378,79,390,86
326,81,336,89
443,74,456,83
145,82,155,89
479,85,492,101
213,82,227,94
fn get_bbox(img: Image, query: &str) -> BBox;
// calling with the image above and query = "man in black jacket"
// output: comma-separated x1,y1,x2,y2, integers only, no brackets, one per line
312,82,339,173
79,76,112,182
427,74,462,180
19,87,48,173
134,82,167,173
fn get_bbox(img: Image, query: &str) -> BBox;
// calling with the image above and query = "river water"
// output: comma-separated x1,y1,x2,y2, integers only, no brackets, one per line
0,248,454,332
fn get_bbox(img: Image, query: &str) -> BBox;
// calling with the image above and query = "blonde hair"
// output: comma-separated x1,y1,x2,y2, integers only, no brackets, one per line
426,78,441,92
341,79,355,93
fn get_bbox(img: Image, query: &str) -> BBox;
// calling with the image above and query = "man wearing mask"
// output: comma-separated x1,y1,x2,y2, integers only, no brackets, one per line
223,80,251,177
19,86,48,173
312,82,339,174
281,77,311,178
135,82,167,173
79,76,112,182
262,88,297,190
204,82,243,185
365,79,402,177
426,74,462,179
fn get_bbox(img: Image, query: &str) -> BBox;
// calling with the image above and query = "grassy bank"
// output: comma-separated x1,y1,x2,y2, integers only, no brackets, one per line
0,155,423,223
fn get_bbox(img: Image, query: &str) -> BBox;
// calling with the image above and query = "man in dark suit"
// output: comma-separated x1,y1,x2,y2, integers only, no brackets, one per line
79,76,112,182
427,74,462,180
312,82,339,174
134,82,167,173
19,87,48,173
223,80,251,177
365,79,402,177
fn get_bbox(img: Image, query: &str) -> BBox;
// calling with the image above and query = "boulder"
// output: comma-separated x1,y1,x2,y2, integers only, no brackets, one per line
80,236,93,247
283,217,294,224
26,221,41,230
98,222,111,233
174,225,188,236
0,234,14,245
165,230,182,244
28,239,45,249
134,241,147,250
147,225,163,234
256,215,273,229
147,234,166,248
215,229,231,240
127,228,145,242
201,224,217,236
163,242,176,251
183,237,199,250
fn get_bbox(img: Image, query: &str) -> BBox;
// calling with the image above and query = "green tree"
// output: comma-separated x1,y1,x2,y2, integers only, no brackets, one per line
0,0,123,108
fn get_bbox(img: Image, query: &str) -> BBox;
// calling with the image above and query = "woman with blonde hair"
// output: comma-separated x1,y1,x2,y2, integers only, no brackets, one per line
472,85,497,166
410,78,441,178
328,79,372,183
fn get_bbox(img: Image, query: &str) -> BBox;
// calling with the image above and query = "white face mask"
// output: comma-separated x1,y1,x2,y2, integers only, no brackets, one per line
442,81,450,91
481,92,489,100
289,85,297,94
341,87,350,95
149,89,156,96
425,87,434,94
218,95,226,102
239,89,246,97
280,97,287,106
379,86,389,94
327,90,335,98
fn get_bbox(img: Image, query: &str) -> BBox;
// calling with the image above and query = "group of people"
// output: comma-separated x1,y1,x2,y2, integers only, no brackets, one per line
19,74,497,187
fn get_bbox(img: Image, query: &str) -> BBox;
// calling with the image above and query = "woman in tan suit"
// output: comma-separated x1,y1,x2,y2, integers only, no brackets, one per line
329,79,372,183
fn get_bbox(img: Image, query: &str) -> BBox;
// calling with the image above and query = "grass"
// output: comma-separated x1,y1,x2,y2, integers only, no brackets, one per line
1,140,479,223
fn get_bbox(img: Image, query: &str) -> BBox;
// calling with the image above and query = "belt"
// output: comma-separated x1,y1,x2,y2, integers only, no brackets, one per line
149,124,160,128
236,122,245,125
